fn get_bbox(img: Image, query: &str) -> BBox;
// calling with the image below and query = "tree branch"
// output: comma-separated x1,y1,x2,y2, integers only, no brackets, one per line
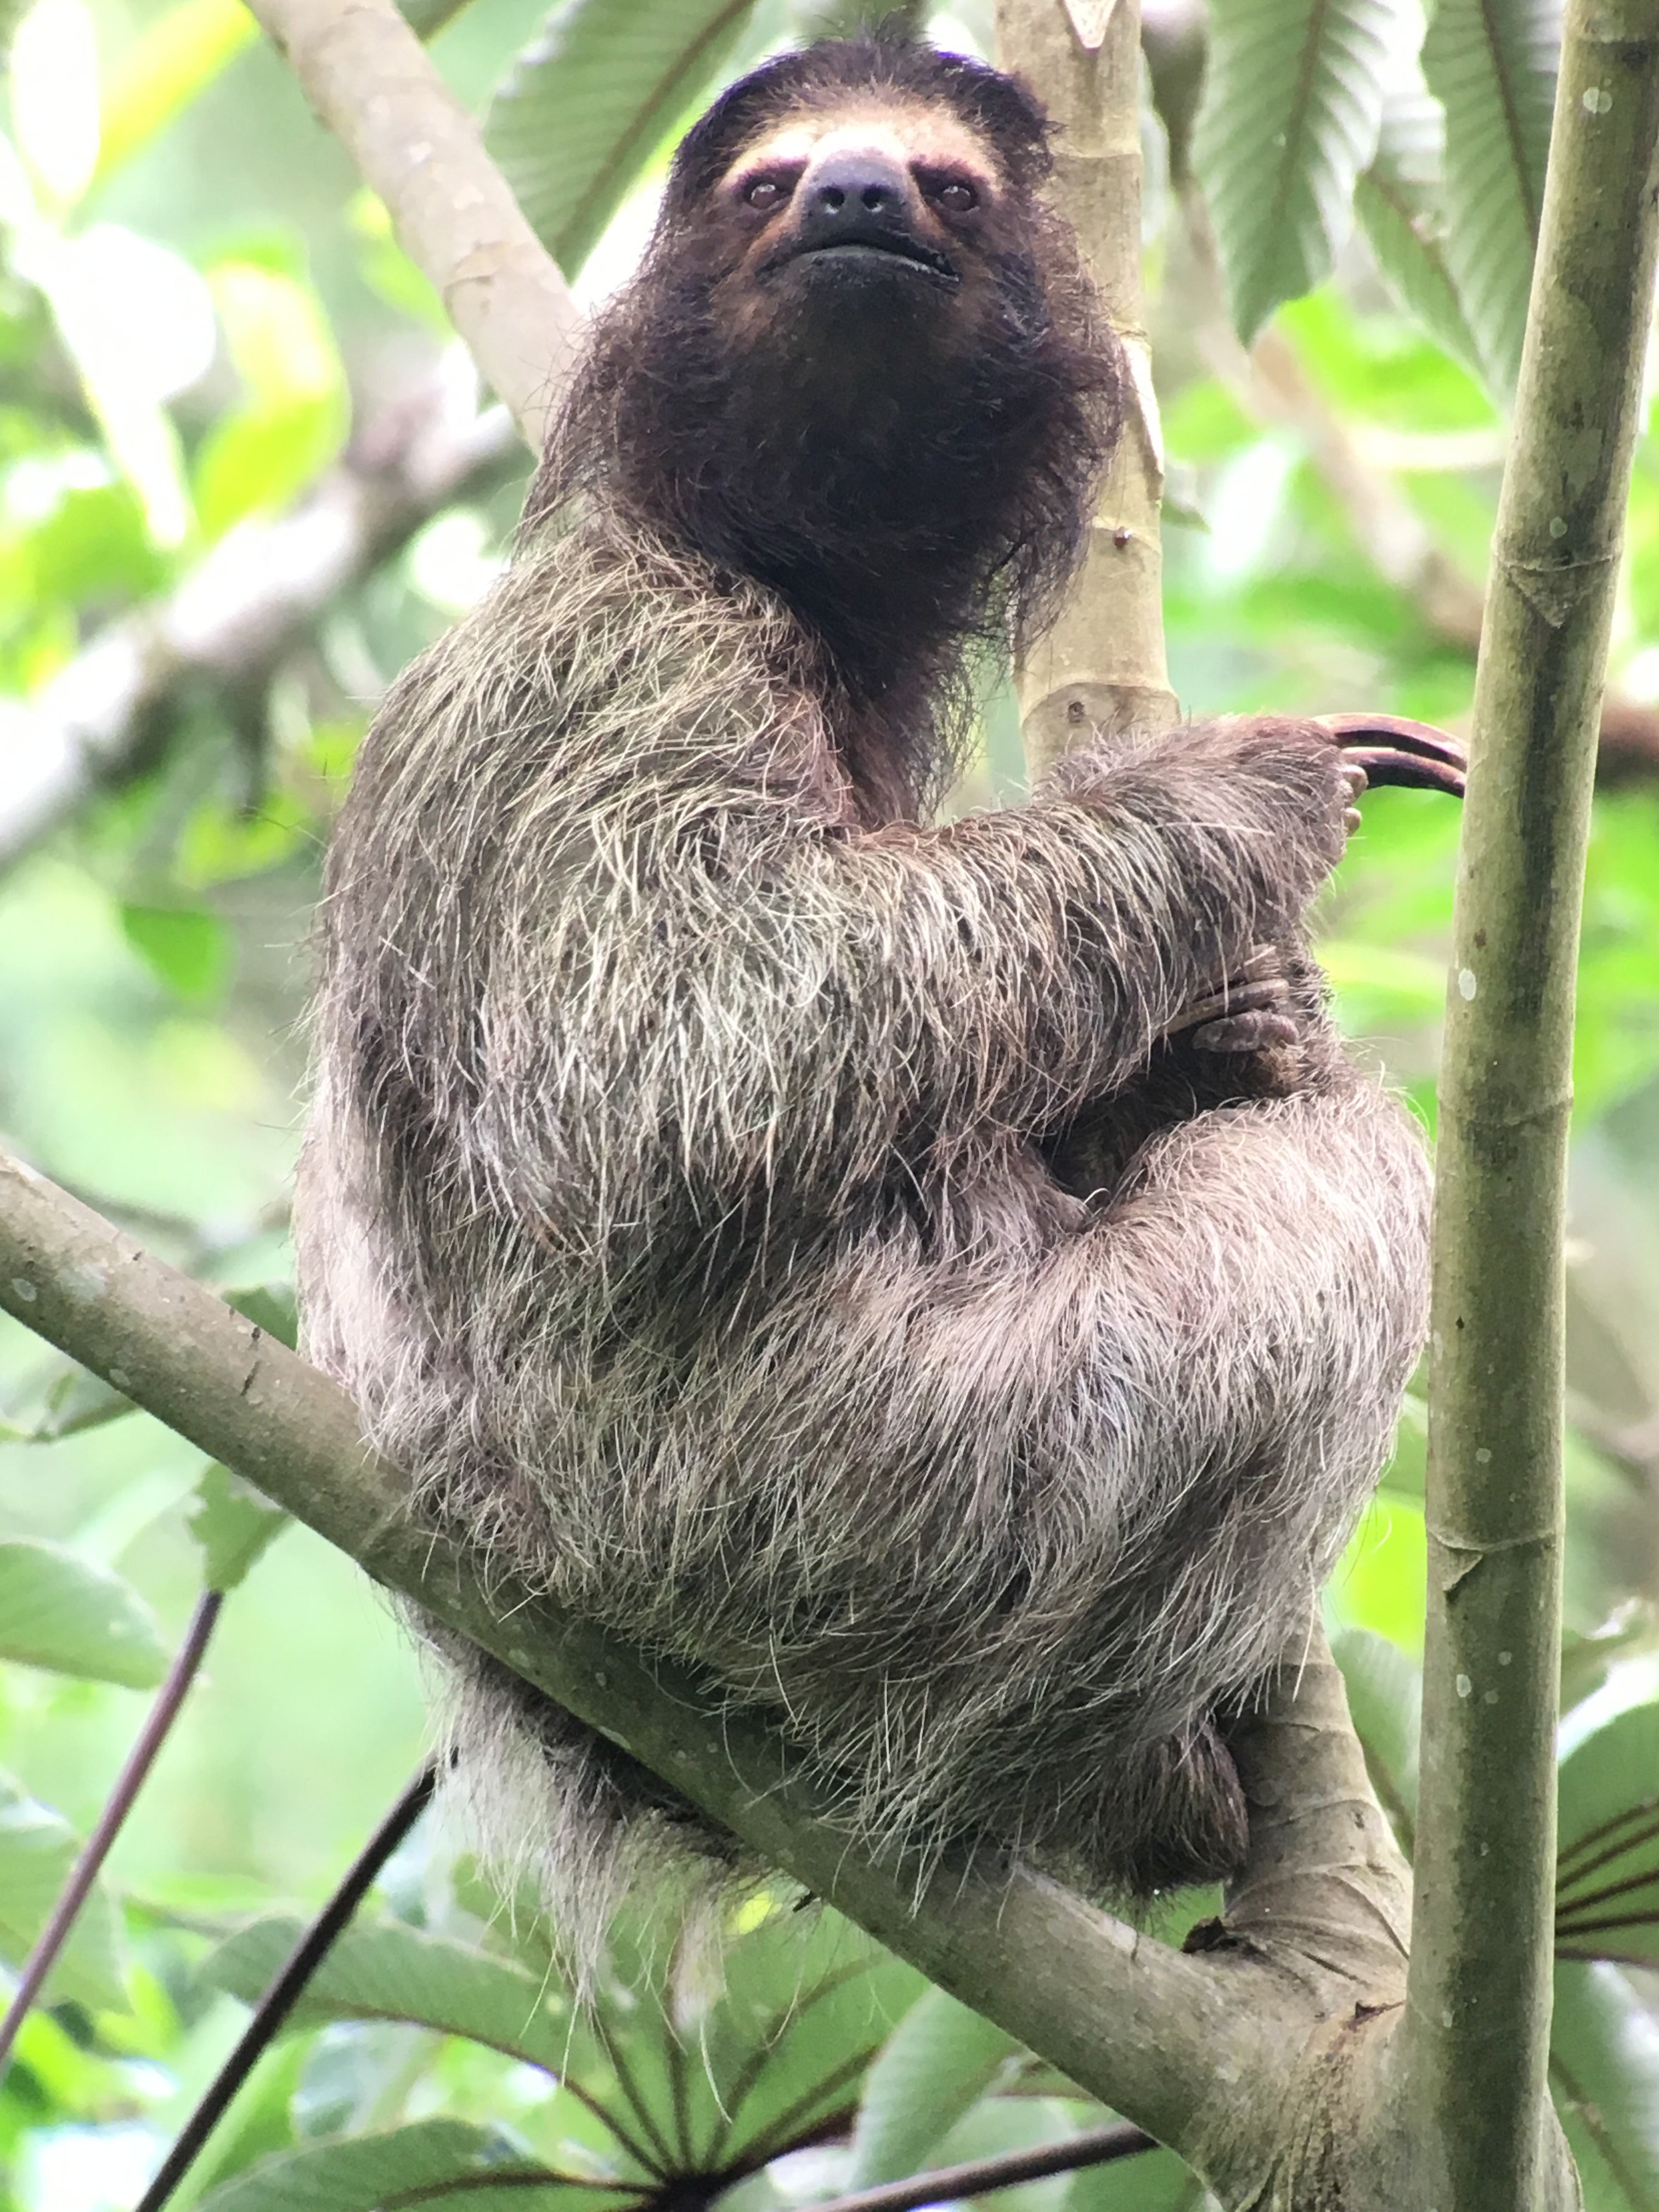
0,375,521,870
0,1151,1432,2202
243,0,582,449
1404,0,1659,2203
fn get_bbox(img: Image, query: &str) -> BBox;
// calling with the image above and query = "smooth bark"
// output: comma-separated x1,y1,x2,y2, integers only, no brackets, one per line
242,0,582,449
996,0,1179,766
1406,0,1659,2203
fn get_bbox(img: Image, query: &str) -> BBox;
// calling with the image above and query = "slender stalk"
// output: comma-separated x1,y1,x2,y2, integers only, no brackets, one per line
995,0,1178,769
0,1589,223,2080
133,1764,437,2212
1406,0,1659,2202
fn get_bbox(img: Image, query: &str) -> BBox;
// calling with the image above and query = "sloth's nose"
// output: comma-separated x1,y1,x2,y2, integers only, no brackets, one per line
795,150,916,250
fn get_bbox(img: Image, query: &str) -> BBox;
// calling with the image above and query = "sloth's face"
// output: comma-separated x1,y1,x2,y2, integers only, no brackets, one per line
702,102,1018,368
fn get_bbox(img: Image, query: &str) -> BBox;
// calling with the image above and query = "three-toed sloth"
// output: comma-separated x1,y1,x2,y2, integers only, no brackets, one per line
296,34,1432,1947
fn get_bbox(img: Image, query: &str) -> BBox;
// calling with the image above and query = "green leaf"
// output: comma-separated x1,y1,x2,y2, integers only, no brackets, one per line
0,1538,167,1687
31,1359,136,1441
177,790,308,889
1068,2146,1204,2211
188,1465,290,1594
223,1282,299,1349
1331,1624,1420,1852
193,399,345,543
194,261,349,538
95,0,260,183
679,1905,924,2163
183,2036,307,2202
1420,0,1559,397
202,1914,575,2064
400,0,477,34
1192,0,1406,342
20,466,165,604
932,2098,1079,2212
0,1770,126,2010
348,191,449,338
192,2119,566,2211
1328,1493,1427,1656
120,902,233,1003
486,0,759,276
1556,1704,1659,1966
22,228,199,547
1354,76,1486,380
847,1986,1018,2187
1551,1962,1659,2210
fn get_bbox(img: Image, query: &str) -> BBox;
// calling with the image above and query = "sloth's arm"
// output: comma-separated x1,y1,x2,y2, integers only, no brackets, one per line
471,717,1359,1235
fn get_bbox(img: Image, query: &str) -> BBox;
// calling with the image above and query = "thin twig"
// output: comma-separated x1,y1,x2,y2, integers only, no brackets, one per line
133,1764,437,2212
804,2120,1154,2212
0,1588,223,2079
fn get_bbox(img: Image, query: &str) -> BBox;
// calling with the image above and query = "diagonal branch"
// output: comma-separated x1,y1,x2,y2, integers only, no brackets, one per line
0,1151,1416,2197
244,0,583,449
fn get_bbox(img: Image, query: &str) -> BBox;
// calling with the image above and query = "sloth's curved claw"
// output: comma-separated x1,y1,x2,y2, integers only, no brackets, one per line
1164,954,1290,1041
1316,713,1468,798
1190,1009,1300,1054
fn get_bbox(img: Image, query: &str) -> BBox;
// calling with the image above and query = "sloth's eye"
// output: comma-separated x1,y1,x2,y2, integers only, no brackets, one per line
935,179,978,213
744,178,787,210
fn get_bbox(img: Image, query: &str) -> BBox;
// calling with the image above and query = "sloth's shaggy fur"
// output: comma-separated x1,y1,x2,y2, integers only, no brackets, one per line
295,35,1430,1956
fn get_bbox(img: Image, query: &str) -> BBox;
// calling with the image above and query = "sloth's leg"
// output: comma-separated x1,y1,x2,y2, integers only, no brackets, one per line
719,1075,1430,1892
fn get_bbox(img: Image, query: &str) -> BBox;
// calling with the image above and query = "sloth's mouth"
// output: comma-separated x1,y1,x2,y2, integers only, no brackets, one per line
788,235,958,285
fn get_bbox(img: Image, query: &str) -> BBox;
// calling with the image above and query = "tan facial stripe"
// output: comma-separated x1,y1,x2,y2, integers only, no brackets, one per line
723,104,998,196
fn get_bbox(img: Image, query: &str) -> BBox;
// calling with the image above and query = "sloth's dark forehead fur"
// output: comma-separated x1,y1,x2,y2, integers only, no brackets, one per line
665,37,1055,206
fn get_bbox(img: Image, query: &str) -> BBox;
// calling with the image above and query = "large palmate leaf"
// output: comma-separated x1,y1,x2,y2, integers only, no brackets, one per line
193,2118,571,2211
206,1903,923,2181
1193,0,1410,342
1354,73,1485,380
1556,1702,1659,1966
1420,0,1560,396
671,1904,926,2164
1551,1962,1659,2210
486,0,761,276
560,1904,924,2174
0,1536,167,1686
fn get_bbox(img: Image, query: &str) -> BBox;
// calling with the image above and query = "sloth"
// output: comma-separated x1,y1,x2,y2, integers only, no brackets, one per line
295,34,1448,1949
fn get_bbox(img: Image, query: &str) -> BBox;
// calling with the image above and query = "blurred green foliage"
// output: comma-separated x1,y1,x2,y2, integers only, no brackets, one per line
1,0,1659,2205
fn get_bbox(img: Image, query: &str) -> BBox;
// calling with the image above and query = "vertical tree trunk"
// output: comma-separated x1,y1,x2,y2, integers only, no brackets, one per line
995,0,1177,770
1403,0,1659,2203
